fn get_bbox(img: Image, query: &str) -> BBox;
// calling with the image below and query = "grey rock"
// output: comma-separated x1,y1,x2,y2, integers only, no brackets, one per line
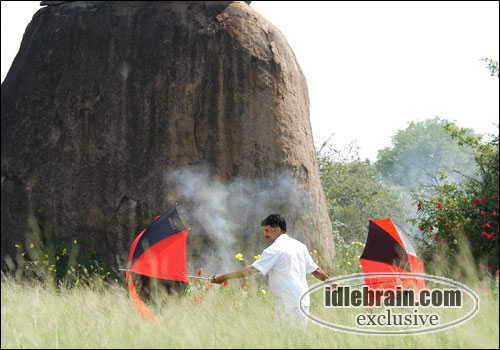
1,1,334,273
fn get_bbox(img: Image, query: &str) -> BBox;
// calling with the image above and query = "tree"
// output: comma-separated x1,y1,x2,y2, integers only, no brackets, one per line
410,124,499,274
317,141,410,252
481,58,499,77
410,59,499,275
376,117,477,189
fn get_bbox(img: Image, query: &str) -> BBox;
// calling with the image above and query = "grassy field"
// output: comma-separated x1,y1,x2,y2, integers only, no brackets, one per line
1,273,498,349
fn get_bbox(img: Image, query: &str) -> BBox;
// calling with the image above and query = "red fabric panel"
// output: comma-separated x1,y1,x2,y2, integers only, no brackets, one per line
130,229,189,282
408,254,426,292
360,259,414,290
127,271,157,323
128,228,146,268
370,218,405,250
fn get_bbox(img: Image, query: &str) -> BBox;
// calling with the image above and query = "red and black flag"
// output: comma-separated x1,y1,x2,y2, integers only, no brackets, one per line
126,205,189,321
360,218,426,294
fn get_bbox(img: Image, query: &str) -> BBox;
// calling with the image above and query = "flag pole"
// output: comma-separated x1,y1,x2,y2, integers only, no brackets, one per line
343,278,416,288
120,269,212,281
187,276,212,280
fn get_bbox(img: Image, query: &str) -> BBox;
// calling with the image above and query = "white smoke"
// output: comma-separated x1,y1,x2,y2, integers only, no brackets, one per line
164,164,317,275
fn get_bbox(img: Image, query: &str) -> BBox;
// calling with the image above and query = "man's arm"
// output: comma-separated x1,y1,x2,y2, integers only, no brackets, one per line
211,265,258,284
312,267,340,288
312,267,330,281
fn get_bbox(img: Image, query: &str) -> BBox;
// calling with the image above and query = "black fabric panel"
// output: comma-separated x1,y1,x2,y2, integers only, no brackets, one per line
132,206,187,265
360,221,411,272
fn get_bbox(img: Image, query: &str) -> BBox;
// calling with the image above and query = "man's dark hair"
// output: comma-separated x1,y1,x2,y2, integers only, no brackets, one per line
261,214,286,232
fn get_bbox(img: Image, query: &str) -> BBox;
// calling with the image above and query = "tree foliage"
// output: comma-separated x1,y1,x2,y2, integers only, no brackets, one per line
376,117,477,189
410,123,499,275
317,141,410,253
481,58,499,77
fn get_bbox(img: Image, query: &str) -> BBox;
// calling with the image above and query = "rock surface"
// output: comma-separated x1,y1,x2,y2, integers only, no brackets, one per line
1,1,335,272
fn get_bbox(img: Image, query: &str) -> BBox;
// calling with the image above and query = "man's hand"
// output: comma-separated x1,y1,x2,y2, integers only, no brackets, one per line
211,274,227,284
211,266,258,284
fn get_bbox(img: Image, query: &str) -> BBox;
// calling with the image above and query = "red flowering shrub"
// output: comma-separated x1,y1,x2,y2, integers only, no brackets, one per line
410,123,499,276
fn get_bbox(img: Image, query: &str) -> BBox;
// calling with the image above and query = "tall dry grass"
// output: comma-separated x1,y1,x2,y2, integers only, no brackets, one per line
1,271,498,349
2,230,498,348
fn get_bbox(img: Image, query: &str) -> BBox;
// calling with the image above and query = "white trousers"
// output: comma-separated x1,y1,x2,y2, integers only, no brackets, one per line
275,305,309,328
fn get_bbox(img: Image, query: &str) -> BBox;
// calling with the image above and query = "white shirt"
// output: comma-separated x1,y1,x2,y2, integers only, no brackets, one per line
252,234,319,312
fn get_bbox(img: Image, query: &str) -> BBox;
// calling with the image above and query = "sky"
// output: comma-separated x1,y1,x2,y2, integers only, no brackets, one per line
2,1,499,161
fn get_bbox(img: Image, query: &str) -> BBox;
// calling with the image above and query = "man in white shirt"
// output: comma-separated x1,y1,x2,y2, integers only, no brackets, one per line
211,214,333,326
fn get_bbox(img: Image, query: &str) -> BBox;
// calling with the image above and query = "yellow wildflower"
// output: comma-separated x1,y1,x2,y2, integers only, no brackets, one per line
30,243,34,248
56,256,60,260
67,270,72,275
235,253,244,261
254,255,261,260
115,279,118,283
313,249,318,254
259,289,267,295
21,253,26,257
62,248,67,256
73,240,77,244
33,261,38,265
15,244,21,249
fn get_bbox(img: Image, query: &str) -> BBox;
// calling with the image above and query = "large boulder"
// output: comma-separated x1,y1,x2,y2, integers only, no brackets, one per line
1,1,335,273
